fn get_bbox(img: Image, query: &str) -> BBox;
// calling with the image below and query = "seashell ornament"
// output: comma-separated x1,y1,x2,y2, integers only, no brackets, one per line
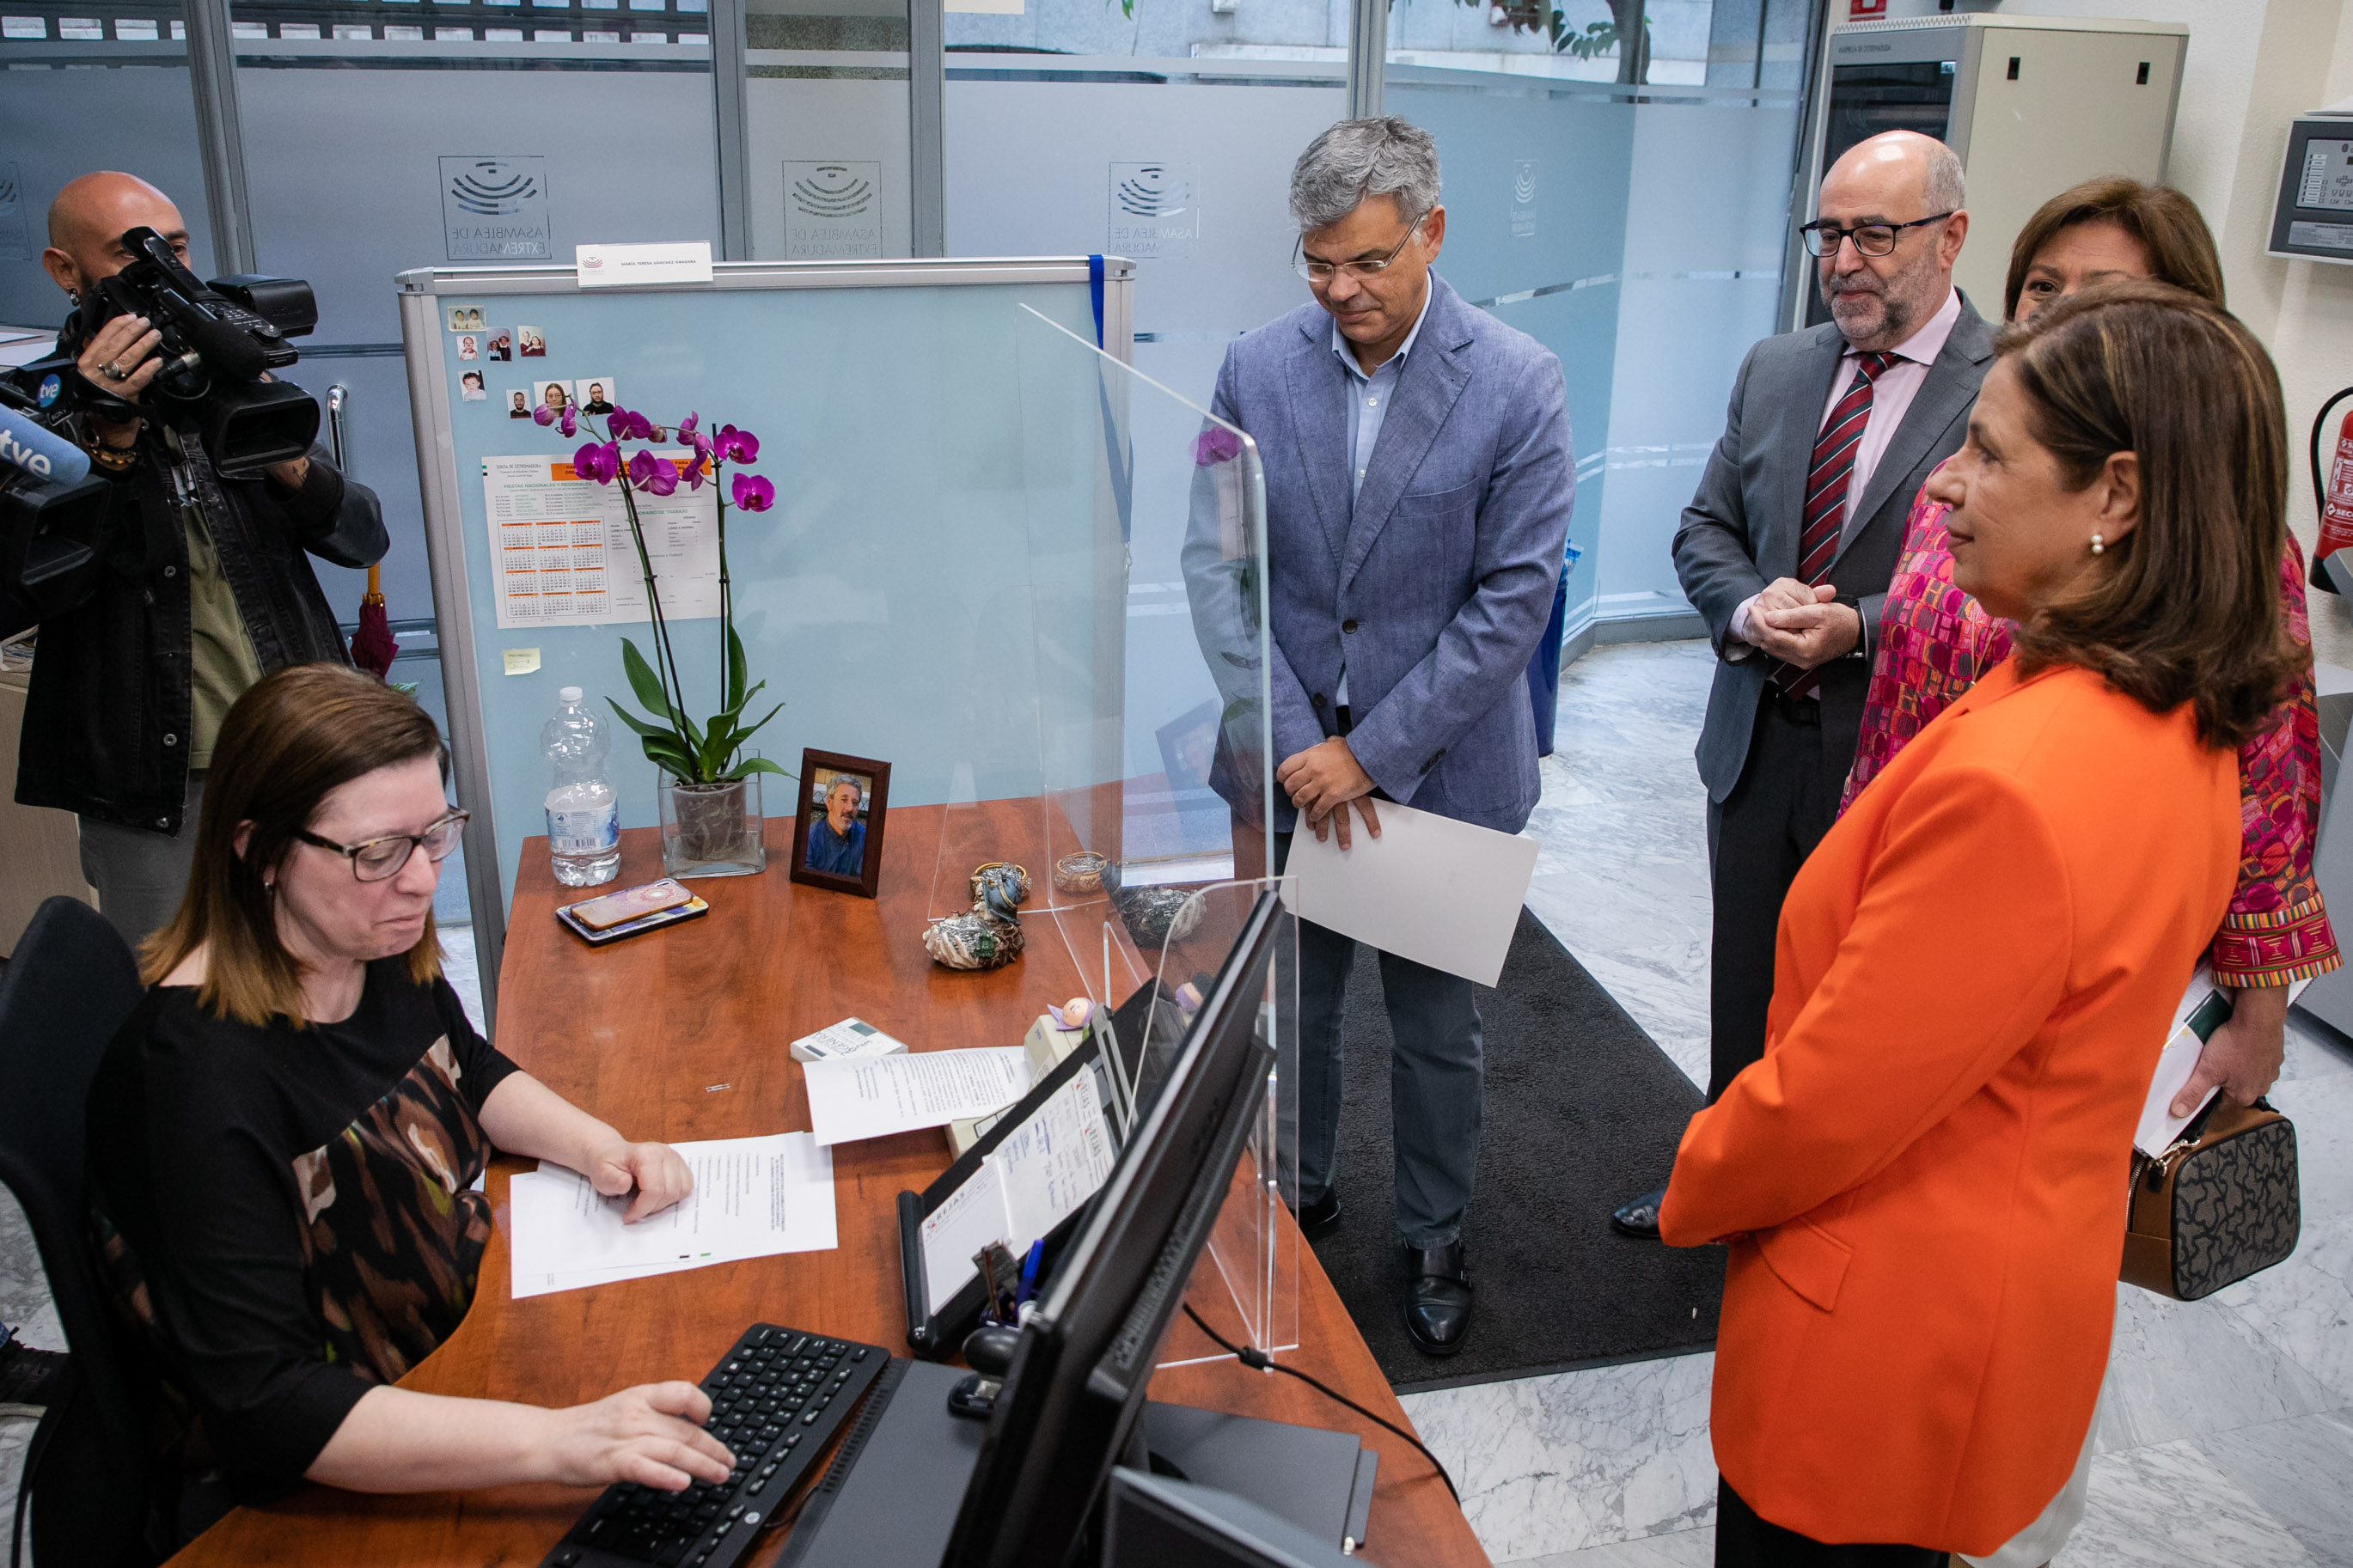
922,906,1026,971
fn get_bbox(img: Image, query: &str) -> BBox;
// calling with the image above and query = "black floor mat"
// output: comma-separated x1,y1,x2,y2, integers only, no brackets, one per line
1307,907,1724,1393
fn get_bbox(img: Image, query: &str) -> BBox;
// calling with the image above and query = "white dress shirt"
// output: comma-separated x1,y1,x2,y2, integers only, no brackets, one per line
1730,288,1963,649
1330,280,1435,706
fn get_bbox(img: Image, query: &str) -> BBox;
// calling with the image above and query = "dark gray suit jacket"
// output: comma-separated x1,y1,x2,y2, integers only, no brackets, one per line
1672,296,1996,802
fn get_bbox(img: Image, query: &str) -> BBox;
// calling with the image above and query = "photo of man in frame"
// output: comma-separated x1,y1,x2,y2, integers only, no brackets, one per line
803,769,871,877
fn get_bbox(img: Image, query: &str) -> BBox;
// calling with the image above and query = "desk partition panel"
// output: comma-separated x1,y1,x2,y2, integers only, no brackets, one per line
399,257,1274,1031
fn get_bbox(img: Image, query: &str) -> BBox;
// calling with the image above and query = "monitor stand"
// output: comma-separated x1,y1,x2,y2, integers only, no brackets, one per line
777,1360,1377,1566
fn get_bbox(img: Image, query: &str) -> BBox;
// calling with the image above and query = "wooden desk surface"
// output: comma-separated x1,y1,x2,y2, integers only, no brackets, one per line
170,804,1485,1567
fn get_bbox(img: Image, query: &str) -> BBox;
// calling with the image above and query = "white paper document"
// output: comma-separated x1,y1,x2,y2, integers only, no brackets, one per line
802,1046,1033,1147
575,241,715,288
917,1068,1118,1315
481,453,720,630
508,1132,836,1298
1285,798,1538,987
2135,968,2309,1156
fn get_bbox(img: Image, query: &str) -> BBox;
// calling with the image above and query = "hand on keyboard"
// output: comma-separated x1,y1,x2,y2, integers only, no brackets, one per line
547,1382,737,1492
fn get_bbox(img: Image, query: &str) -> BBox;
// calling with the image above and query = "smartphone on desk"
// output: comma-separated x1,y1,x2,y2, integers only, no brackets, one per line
556,879,708,945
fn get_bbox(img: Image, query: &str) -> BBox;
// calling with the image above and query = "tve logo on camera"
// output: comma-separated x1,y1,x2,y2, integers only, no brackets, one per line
440,156,553,262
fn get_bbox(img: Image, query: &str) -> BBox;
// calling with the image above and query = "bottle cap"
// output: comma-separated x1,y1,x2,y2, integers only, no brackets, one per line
559,686,583,704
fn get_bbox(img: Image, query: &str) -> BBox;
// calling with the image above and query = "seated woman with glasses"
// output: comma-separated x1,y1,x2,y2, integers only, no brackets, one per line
87,662,733,1540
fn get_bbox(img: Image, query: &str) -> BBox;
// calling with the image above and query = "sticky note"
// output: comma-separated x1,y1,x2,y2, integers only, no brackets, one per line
504,648,541,675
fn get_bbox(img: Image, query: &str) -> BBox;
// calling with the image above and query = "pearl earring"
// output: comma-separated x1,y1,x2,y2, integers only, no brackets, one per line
2091,533,2105,556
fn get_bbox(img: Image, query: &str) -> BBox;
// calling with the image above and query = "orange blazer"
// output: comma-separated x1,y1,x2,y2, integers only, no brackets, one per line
1661,659,2238,1553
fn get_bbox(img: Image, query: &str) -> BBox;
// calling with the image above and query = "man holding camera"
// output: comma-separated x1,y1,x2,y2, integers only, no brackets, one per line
9,172,384,944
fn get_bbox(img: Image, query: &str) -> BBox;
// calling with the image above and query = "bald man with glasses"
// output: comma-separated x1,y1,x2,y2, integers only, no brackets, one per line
1608,131,1996,1239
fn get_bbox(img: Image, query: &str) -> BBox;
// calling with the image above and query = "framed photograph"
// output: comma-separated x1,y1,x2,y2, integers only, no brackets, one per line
788,750,891,899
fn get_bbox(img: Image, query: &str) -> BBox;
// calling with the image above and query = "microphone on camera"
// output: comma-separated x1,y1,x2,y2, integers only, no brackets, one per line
0,404,92,486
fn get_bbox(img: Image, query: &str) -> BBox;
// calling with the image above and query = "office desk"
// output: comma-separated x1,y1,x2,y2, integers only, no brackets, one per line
169,802,1487,1567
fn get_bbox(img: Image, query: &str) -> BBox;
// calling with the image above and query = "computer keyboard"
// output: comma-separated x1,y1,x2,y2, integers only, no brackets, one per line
541,1324,890,1568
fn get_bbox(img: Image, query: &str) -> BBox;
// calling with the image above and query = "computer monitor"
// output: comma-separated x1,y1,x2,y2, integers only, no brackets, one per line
1101,1469,1356,1568
939,888,1286,1568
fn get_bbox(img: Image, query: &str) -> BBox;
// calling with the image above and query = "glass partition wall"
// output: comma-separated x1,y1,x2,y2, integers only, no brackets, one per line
6,0,1819,927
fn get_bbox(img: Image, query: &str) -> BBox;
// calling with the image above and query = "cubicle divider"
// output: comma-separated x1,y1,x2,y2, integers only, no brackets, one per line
397,257,1274,1038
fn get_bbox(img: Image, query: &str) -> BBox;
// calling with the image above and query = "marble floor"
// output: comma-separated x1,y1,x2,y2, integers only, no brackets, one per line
4,644,2350,1566
1397,640,2353,1567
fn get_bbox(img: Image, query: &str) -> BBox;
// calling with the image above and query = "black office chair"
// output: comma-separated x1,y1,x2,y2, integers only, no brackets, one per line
0,896,156,1568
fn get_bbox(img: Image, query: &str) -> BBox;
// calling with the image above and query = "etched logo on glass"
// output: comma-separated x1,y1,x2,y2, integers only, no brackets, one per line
440,156,552,260
0,163,29,262
1511,160,1537,240
783,161,883,259
1109,162,1198,260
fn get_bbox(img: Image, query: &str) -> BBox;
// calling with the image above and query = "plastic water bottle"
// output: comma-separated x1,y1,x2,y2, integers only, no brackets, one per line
543,686,620,887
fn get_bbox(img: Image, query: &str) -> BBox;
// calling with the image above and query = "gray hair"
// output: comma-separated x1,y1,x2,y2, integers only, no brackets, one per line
822,773,863,805
1289,117,1443,235
1922,139,1965,213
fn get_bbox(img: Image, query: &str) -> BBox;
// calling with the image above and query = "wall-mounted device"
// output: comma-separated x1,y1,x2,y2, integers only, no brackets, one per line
2269,105,2353,265
1787,14,2187,331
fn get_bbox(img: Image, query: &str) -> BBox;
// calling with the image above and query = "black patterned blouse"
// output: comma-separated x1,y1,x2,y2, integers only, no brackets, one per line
86,960,518,1500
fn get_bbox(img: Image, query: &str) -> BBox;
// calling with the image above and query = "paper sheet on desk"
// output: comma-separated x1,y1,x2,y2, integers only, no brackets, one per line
803,1046,1032,1147
508,1132,835,1298
1284,799,1538,987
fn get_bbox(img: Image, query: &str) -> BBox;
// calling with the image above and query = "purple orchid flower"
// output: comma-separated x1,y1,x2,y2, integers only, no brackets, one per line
730,472,774,512
608,408,654,441
681,451,709,490
532,405,553,426
677,412,699,436
1192,425,1243,467
559,406,577,438
716,424,759,464
573,442,621,485
628,450,681,497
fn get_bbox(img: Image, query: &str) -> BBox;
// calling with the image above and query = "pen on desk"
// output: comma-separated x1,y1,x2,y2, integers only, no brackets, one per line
1017,1238,1043,1308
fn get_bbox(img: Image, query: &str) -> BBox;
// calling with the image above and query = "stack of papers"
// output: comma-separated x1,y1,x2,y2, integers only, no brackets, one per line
917,1068,1119,1316
803,1046,1033,1147
508,1132,836,1299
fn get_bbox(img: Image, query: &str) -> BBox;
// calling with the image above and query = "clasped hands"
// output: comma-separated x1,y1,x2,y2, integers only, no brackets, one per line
1745,577,1861,669
1278,735,1382,849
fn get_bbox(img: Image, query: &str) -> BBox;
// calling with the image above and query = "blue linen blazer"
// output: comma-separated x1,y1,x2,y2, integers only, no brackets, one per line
1203,273,1574,835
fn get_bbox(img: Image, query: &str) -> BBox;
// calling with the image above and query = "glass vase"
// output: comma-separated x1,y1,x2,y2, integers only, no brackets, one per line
658,766,766,879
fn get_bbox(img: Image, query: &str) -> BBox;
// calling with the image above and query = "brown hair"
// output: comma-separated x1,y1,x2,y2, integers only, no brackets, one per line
2000,280,2302,749
143,663,447,1025
2003,176,2224,321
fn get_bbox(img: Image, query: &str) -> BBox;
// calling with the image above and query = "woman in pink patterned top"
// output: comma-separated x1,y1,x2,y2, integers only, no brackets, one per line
1843,177,2338,1125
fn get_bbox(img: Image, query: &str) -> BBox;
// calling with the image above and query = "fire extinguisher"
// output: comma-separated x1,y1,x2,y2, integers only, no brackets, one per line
2312,386,2353,593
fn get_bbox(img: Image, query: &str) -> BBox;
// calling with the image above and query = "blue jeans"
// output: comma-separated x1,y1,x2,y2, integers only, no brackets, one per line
1276,830,1483,1249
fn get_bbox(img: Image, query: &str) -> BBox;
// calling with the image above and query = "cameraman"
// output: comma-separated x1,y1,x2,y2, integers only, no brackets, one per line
15,172,385,945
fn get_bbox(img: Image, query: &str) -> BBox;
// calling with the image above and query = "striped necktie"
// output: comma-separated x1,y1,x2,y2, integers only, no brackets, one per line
1771,351,1897,699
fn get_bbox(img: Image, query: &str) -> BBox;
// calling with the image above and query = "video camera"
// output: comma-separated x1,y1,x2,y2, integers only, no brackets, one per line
58,225,321,478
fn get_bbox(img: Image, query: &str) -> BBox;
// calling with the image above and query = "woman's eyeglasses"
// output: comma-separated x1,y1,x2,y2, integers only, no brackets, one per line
1293,211,1428,283
297,809,470,882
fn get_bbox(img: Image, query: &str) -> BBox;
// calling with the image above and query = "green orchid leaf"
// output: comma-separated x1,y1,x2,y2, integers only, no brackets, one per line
638,734,696,776
734,699,785,744
722,756,789,781
726,625,749,712
619,638,677,723
716,676,768,730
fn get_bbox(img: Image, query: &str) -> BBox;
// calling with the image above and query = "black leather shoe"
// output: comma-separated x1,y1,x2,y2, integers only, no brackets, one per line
1403,1242,1472,1357
1297,1189,1342,1238
1610,1185,1667,1239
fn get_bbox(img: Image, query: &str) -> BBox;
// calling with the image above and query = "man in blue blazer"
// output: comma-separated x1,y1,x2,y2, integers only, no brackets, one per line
1201,117,1574,1355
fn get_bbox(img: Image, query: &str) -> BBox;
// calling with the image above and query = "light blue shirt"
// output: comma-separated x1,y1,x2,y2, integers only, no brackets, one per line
1329,279,1435,705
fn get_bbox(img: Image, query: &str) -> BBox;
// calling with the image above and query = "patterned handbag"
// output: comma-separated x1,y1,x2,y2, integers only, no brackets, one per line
2121,1097,2300,1301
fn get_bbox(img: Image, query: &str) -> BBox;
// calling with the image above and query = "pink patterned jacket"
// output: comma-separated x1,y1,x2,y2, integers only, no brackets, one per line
1841,486,2341,987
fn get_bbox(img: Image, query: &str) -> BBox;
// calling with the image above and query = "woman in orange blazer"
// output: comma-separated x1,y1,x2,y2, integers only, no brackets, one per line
1661,280,2305,1566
